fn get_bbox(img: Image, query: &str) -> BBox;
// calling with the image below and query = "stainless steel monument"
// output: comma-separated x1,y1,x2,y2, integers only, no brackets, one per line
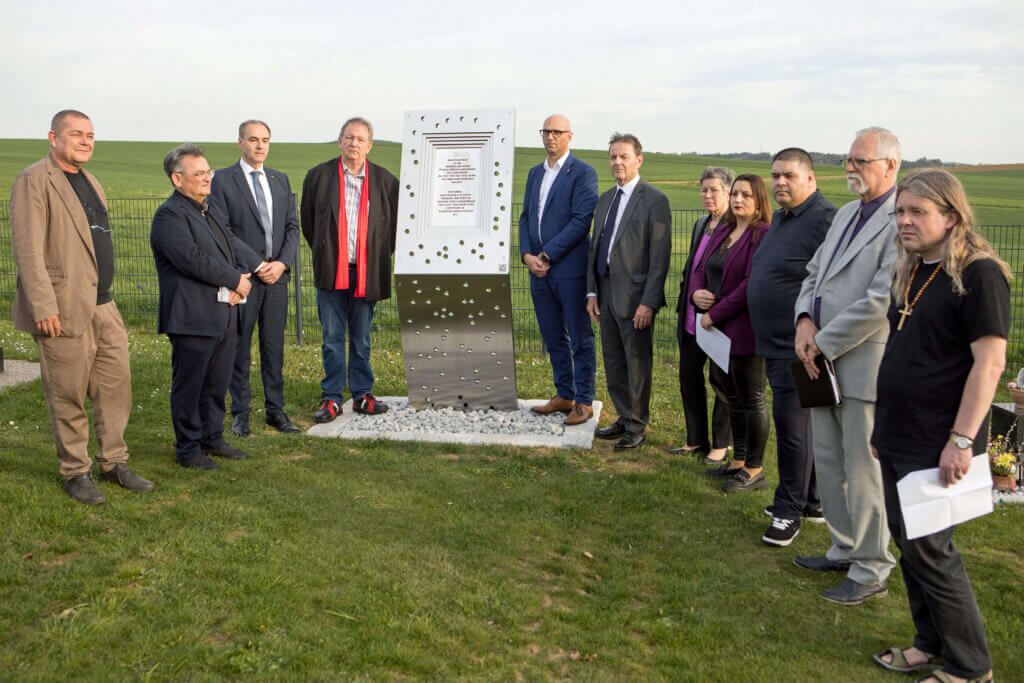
394,109,519,410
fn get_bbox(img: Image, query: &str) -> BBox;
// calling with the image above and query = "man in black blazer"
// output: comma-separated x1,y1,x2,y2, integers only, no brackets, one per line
208,120,301,436
586,133,672,450
301,117,398,422
151,144,263,470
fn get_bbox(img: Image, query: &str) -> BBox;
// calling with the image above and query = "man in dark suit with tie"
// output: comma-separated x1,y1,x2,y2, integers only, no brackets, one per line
586,133,672,450
518,114,599,426
151,144,263,470
301,117,399,422
208,120,301,436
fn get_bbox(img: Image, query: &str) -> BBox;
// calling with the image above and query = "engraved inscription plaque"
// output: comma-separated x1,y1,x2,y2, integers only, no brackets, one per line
431,149,481,227
396,109,518,410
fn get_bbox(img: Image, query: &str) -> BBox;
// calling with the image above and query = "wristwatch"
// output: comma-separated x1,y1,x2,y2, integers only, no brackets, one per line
949,431,973,450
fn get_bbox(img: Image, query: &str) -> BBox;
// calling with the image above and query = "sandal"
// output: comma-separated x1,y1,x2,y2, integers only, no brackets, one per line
873,646,941,673
916,670,994,683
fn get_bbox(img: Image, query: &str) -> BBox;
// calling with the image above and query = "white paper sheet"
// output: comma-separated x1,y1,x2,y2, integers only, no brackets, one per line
896,454,993,540
694,312,731,372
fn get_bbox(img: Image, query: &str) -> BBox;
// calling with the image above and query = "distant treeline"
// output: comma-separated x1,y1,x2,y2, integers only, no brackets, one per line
690,152,960,169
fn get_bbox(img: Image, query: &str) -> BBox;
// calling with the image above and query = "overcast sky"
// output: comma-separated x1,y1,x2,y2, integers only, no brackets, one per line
2,0,1020,163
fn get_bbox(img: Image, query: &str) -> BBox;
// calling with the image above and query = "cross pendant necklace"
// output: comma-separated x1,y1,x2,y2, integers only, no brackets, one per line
898,261,941,331
897,302,914,331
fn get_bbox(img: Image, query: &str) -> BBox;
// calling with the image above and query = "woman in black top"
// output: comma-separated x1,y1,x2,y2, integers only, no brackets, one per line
871,170,1009,683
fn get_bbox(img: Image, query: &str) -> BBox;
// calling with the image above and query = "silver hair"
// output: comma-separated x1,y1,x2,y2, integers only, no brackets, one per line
856,126,902,173
339,117,373,141
163,143,205,179
699,166,735,190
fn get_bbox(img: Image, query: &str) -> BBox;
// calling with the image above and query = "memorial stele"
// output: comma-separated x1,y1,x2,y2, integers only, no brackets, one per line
394,109,519,411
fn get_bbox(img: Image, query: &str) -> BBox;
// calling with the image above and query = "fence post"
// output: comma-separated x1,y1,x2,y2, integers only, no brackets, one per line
293,245,304,345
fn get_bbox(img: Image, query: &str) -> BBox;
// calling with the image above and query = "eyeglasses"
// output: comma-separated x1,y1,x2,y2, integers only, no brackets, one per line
699,187,723,195
840,157,888,169
539,129,570,138
174,169,215,179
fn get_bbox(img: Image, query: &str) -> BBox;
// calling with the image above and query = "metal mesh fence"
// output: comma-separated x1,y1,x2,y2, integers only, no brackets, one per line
1,198,1021,375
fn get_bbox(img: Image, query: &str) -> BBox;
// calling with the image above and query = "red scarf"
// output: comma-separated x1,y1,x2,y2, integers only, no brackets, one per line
335,158,370,297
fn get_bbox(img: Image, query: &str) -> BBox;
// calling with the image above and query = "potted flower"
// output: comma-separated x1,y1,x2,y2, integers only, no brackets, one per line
1008,369,1024,415
989,437,1019,491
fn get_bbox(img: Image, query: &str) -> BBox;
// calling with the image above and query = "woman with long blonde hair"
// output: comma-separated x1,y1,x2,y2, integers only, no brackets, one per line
871,169,1010,683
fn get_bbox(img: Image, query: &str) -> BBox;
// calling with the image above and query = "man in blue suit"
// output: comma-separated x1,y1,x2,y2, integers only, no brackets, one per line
208,120,301,437
519,114,599,425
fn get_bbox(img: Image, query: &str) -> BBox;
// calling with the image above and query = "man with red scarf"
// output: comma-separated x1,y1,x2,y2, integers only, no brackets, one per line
301,117,399,421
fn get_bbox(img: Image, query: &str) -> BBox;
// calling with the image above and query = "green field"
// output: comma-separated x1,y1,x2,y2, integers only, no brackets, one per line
2,138,1023,226
1,321,1022,681
1,139,1023,679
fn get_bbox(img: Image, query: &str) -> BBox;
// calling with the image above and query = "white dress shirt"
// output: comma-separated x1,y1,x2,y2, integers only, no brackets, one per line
239,158,274,225
604,174,641,265
537,150,570,236
588,174,641,298
342,162,366,263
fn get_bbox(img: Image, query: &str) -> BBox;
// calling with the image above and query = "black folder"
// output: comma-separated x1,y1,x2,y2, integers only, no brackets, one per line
789,355,842,408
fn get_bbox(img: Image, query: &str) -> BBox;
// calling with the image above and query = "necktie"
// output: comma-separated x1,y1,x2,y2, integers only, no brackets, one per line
597,189,623,277
251,170,273,258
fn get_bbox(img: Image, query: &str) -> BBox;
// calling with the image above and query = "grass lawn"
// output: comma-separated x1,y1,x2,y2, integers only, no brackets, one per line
1,320,1022,681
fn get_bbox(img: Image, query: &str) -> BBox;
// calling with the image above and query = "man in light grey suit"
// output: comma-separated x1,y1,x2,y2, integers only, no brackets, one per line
792,127,901,605
586,133,672,451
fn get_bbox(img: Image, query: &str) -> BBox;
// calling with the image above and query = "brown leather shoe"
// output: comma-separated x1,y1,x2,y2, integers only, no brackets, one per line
563,403,593,426
531,396,574,415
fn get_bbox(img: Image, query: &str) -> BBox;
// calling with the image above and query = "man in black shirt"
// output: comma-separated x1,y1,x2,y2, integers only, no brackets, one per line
748,148,836,546
151,144,262,470
10,110,153,504
870,169,1007,682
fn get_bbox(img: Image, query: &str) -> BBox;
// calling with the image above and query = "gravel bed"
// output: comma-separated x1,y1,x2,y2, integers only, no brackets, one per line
337,400,566,436
993,489,1024,505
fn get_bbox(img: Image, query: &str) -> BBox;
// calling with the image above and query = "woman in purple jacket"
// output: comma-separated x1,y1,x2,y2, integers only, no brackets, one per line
689,173,771,493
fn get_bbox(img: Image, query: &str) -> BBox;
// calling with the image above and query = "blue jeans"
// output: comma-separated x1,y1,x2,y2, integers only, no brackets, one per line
316,284,376,404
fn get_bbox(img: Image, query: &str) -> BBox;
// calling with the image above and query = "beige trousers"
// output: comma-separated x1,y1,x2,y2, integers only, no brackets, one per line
35,301,132,479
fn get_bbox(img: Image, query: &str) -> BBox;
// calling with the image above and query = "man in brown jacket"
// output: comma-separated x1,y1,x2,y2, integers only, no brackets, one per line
11,109,153,504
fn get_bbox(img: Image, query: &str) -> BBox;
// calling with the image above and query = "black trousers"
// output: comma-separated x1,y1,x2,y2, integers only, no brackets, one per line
708,353,768,469
765,358,820,519
879,456,991,679
168,314,236,462
599,287,653,436
230,279,288,418
676,324,731,450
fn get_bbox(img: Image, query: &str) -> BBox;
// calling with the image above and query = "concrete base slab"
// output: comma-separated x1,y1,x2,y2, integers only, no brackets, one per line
0,360,41,391
306,397,602,450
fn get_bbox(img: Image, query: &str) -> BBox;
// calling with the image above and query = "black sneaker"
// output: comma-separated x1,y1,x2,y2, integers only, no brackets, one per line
353,394,388,415
803,507,826,524
762,517,801,546
764,504,826,524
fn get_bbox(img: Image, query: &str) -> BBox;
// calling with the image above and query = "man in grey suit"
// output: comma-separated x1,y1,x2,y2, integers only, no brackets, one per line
793,127,901,605
586,133,671,451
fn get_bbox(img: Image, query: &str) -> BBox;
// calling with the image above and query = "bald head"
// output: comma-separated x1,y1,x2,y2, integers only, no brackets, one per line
540,114,573,162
